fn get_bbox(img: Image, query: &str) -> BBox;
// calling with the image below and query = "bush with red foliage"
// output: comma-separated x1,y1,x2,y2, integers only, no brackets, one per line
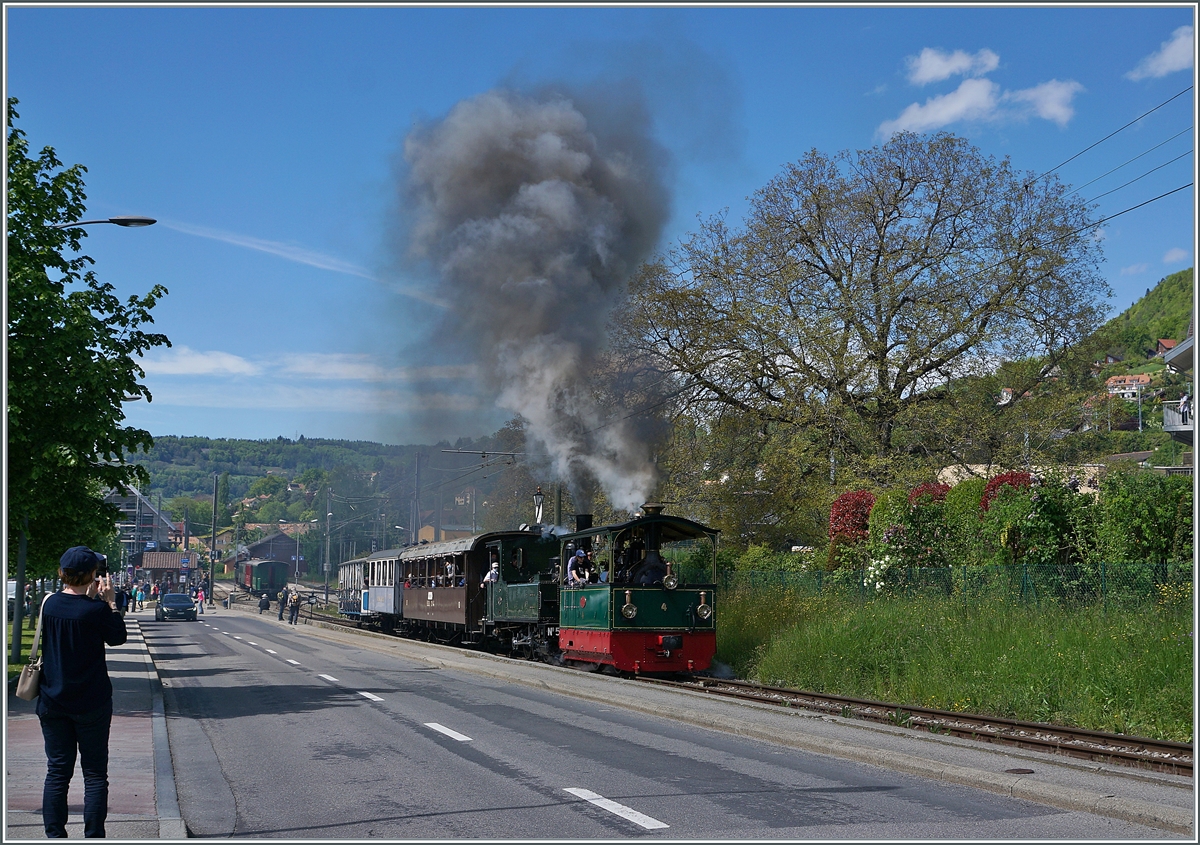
908,482,951,506
980,471,1033,512
829,490,876,542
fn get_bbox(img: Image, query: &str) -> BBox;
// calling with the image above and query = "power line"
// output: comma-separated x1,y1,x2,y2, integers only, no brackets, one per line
1027,85,1193,186
1083,150,1193,205
1068,126,1192,196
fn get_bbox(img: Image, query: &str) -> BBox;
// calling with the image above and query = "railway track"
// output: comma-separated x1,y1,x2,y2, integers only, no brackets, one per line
267,606,1193,777
638,676,1193,777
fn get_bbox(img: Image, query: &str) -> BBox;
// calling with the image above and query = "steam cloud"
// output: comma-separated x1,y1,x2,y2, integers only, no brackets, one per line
400,87,671,511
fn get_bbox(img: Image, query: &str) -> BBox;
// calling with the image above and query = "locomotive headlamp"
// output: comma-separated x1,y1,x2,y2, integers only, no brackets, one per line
696,590,713,621
621,589,638,619
662,562,678,590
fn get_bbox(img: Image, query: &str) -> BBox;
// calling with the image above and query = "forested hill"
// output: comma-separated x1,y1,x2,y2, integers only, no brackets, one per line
131,434,498,500
1103,267,1193,361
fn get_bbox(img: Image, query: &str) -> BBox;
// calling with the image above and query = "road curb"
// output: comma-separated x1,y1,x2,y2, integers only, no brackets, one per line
136,620,188,840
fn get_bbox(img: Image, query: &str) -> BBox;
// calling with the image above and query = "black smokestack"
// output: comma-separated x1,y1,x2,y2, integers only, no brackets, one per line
398,85,671,510
574,514,593,533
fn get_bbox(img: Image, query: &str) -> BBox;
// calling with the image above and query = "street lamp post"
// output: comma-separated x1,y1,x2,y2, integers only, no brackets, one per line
50,215,156,229
533,486,545,525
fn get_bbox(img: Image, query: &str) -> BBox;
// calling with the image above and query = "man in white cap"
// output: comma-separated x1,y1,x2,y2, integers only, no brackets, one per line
480,561,500,589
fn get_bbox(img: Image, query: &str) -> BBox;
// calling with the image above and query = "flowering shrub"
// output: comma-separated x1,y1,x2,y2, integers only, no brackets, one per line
865,554,898,594
908,482,950,506
980,471,1032,512
829,490,876,542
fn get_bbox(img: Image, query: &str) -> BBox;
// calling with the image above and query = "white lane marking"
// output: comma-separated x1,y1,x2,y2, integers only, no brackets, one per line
248,642,258,646
265,649,278,654
234,636,243,640
286,659,301,665
563,788,669,830
424,722,472,742
318,674,339,682
359,691,384,702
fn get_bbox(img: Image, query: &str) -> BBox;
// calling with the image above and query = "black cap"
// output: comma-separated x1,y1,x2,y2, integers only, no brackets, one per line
60,546,103,573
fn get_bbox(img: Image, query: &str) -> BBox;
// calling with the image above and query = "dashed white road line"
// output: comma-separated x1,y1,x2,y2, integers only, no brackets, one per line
359,691,384,702
286,659,301,665
234,636,243,640
563,788,669,830
265,649,278,654
248,642,258,646
424,722,472,742
318,674,339,682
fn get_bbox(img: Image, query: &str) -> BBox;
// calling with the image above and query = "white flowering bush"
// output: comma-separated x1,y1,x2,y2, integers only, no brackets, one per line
865,554,899,594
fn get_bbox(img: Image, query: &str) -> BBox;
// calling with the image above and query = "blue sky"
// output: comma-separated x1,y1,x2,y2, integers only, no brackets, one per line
6,4,1196,447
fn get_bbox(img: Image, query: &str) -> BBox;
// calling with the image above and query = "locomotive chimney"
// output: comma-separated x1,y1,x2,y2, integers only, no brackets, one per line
641,503,664,515
574,514,593,532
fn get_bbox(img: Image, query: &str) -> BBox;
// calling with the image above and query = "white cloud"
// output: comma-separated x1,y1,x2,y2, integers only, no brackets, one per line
142,346,260,376
878,78,1000,135
1003,79,1084,127
278,353,391,381
879,75,1084,137
1120,263,1150,276
279,354,476,382
139,382,482,413
1126,26,1194,81
906,47,999,85
1163,247,1190,264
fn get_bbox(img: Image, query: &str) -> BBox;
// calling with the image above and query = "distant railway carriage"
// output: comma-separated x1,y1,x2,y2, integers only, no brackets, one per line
336,505,718,675
239,559,290,599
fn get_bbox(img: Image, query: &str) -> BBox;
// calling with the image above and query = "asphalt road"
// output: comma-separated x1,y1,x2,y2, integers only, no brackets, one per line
146,612,1186,839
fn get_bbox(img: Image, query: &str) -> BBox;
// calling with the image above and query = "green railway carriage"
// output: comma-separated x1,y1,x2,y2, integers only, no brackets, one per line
239,559,290,599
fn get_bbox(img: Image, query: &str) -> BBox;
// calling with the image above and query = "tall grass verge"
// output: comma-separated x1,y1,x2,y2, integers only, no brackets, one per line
719,591,1192,742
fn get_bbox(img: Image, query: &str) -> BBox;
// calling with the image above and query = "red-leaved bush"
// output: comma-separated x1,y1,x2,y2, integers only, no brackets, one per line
908,482,951,506
829,490,876,542
980,471,1033,512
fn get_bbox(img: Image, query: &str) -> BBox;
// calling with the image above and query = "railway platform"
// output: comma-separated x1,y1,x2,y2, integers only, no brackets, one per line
5,609,186,841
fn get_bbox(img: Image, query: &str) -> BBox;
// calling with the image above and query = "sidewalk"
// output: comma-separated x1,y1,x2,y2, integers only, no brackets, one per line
5,609,186,841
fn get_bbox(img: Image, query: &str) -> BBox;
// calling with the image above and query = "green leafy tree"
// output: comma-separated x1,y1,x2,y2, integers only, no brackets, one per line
618,131,1109,489
7,98,169,658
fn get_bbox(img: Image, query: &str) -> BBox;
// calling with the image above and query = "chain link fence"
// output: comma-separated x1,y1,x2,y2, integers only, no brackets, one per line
718,560,1193,609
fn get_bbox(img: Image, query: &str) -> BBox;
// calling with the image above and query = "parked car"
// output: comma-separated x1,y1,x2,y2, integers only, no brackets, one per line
156,592,198,622
7,580,16,618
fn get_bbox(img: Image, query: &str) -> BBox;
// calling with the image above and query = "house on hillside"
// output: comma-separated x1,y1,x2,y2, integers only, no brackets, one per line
1156,338,1179,357
1104,373,1151,399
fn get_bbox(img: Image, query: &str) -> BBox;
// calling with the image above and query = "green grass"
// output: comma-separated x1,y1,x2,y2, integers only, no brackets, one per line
717,587,1193,742
5,620,38,686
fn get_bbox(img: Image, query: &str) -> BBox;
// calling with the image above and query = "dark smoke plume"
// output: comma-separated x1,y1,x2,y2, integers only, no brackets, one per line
400,86,671,510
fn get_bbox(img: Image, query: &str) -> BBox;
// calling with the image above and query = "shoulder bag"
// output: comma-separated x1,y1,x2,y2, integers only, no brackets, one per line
16,593,53,701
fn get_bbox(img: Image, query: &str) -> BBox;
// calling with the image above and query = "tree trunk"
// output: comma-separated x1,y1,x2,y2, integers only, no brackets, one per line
9,517,28,664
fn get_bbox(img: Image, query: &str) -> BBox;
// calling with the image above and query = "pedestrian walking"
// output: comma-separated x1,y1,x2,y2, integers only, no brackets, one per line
288,590,302,625
278,586,290,621
114,585,128,618
135,586,144,612
36,546,127,839
196,586,206,614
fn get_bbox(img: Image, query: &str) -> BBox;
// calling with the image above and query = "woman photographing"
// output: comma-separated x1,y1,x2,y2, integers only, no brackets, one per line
36,546,127,838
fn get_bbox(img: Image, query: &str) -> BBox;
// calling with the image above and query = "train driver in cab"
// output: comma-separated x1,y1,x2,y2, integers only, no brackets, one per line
567,549,589,587
480,561,500,589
